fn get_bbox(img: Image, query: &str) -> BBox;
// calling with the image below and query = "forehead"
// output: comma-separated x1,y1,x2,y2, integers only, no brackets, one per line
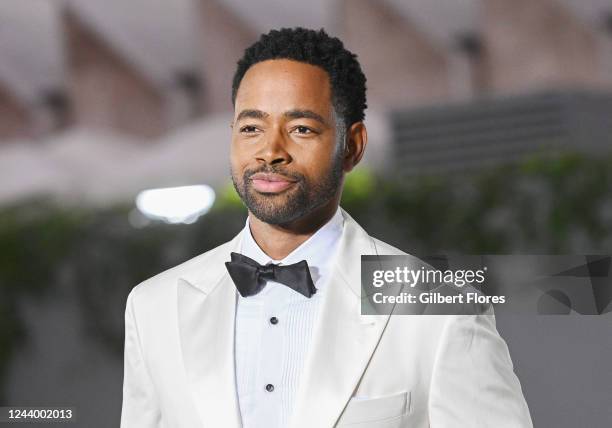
234,59,333,115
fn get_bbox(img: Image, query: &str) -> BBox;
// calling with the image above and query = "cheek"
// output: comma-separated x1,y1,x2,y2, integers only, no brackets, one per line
299,144,339,176
229,156,247,182
230,139,250,168
229,137,240,158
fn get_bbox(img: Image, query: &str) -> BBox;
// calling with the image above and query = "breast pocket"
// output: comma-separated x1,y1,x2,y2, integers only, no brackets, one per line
335,391,411,427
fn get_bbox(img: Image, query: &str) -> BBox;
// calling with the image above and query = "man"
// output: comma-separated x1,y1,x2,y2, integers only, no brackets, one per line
121,28,533,427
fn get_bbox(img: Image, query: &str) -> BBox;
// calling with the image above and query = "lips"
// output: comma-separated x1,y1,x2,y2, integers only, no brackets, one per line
249,172,297,194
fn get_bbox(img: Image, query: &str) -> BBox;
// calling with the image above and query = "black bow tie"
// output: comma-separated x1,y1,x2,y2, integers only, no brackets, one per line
225,252,317,298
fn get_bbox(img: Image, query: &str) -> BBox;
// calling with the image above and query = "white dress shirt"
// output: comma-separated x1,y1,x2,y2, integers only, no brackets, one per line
234,208,344,428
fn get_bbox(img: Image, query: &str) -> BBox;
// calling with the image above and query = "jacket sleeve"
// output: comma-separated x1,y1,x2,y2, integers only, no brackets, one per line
428,308,533,427
120,288,162,428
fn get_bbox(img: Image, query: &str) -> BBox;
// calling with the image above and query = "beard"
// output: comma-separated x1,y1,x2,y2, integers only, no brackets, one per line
231,153,344,226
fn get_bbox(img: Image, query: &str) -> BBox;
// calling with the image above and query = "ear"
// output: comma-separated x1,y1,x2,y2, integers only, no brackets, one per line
342,121,368,172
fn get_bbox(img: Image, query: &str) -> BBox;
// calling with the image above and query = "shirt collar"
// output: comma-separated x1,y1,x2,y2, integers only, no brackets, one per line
240,207,344,270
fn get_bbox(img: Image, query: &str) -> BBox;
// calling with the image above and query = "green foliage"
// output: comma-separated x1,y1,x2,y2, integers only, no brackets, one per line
341,153,612,254
0,152,611,398
341,167,376,206
214,182,247,211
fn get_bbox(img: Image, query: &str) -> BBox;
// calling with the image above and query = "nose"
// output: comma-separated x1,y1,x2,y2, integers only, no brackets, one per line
256,127,292,166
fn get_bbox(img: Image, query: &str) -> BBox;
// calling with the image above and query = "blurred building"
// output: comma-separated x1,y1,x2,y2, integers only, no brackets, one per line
482,0,606,93
341,0,450,109
1,0,612,199
386,0,612,175
196,0,257,113
63,9,167,138
0,86,29,140
391,90,612,175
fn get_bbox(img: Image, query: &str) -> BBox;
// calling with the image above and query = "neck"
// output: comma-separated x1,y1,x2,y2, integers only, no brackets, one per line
248,199,340,260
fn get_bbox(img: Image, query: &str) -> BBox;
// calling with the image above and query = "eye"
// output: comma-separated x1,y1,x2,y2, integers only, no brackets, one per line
239,125,259,134
292,125,314,135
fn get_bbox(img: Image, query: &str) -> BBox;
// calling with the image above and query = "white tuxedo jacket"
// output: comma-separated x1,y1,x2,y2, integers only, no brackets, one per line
121,209,533,428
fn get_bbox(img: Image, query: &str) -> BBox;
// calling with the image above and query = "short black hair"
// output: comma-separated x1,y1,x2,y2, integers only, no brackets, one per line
231,27,367,130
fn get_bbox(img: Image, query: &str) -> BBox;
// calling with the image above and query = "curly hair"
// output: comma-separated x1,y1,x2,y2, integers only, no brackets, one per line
231,27,367,130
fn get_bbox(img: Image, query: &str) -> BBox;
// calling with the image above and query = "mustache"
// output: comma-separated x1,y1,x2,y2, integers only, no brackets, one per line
244,166,304,182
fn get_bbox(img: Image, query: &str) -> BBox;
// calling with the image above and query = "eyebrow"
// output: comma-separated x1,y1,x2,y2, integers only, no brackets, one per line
235,108,329,126
236,109,269,121
284,109,329,126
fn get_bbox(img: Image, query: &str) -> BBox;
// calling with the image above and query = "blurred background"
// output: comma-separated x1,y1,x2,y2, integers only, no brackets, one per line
1,0,611,426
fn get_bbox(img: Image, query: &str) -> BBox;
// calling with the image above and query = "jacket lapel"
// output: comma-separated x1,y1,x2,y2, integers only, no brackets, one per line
175,210,397,428
177,233,243,428
288,209,395,428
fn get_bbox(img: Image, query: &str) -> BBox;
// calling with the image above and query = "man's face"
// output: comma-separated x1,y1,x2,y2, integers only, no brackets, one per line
230,59,344,225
